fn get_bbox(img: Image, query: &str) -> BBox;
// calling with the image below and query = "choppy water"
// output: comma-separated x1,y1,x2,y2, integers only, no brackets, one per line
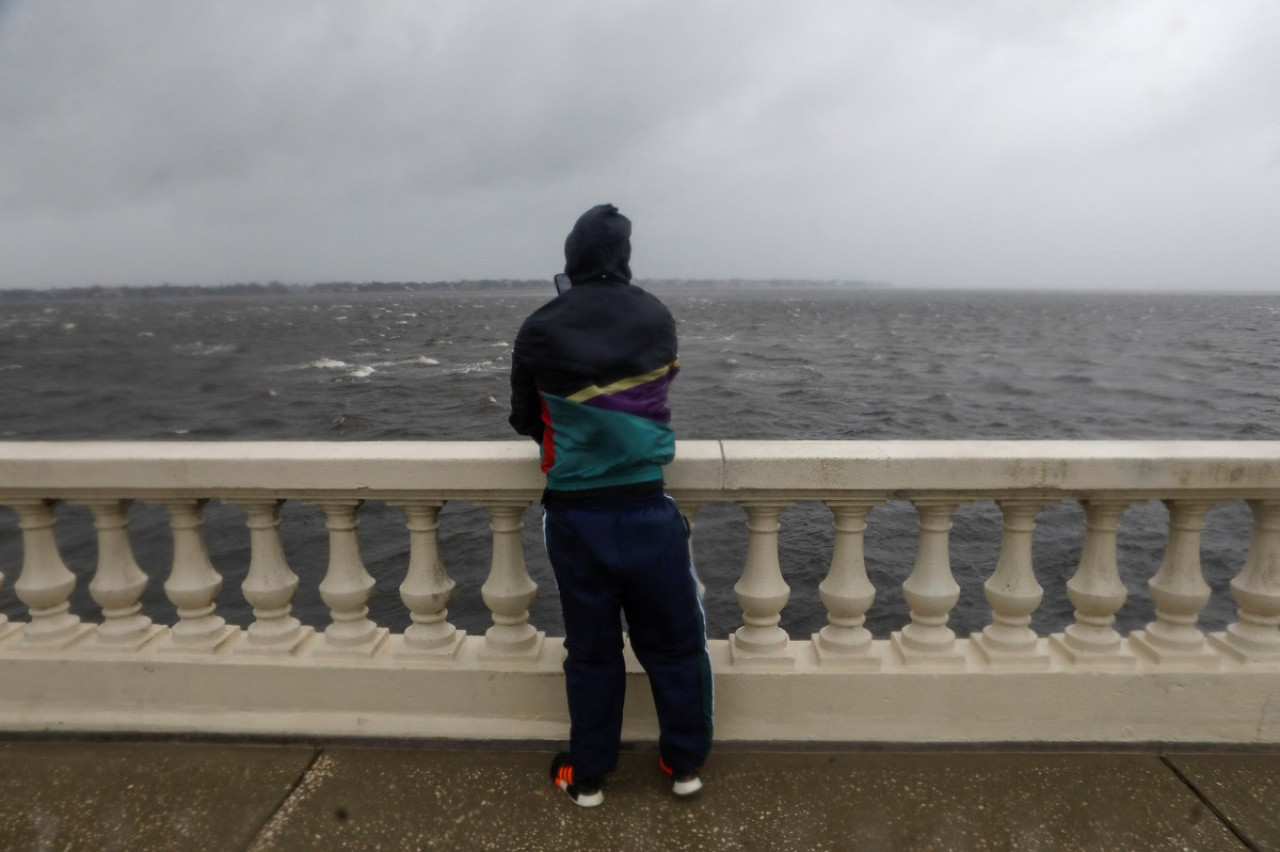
2,287,1279,640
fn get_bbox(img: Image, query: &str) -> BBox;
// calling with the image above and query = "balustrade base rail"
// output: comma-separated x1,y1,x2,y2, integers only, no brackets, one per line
1,632,1277,744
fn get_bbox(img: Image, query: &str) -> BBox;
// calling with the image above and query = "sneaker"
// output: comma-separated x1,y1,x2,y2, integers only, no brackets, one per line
550,752,603,807
659,757,703,797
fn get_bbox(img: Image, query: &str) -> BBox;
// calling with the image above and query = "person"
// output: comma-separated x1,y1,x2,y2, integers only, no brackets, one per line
509,203,713,807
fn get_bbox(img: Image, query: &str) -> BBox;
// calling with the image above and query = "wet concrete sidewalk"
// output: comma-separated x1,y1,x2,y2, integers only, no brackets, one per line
2,741,1279,851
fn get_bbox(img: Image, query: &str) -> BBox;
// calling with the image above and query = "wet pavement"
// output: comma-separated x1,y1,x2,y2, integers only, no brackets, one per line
2,740,1278,851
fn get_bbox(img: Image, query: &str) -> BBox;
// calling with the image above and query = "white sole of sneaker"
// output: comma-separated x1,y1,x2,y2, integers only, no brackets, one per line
672,776,703,797
572,787,604,807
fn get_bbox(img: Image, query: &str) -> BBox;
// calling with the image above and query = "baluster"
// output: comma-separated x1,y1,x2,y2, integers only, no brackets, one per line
814,499,879,667
233,500,312,655
314,499,388,657
973,500,1051,668
392,500,462,659
678,499,707,599
83,499,163,650
1131,499,1218,666
0,517,16,643
0,587,12,644
731,500,793,666
1049,499,1136,666
477,501,543,660
891,499,964,665
10,500,91,649
1211,499,1280,662
157,499,236,654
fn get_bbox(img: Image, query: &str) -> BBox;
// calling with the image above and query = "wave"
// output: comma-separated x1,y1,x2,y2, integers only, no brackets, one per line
173,342,241,357
439,361,505,376
369,356,441,369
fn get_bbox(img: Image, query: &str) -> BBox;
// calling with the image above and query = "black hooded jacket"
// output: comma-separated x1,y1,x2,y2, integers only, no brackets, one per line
509,205,679,492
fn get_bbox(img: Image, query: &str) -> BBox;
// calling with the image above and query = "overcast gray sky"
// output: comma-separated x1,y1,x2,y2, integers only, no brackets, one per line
1,0,1276,290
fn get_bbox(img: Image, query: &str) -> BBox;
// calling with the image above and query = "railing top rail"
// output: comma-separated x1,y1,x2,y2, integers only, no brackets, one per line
1,440,1279,500
718,440,1280,497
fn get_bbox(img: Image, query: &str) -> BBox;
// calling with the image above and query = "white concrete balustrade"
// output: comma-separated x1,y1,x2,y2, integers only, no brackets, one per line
1,440,1279,744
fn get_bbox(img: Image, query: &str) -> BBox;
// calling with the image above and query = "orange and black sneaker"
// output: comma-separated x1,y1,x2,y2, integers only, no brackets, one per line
659,757,703,797
550,752,603,807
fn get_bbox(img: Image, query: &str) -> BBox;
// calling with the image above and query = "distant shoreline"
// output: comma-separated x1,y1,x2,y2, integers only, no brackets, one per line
0,278,890,301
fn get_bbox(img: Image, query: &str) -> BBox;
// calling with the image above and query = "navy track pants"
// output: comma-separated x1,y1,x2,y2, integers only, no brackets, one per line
543,492,713,782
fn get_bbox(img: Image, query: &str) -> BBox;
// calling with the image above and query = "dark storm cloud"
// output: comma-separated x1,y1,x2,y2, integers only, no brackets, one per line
1,3,770,209
0,0,1277,289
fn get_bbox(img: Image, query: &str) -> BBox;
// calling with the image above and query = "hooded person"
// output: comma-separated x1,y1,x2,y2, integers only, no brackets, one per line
509,204,713,807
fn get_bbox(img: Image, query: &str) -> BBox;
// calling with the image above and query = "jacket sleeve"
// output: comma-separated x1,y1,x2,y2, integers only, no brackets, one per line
508,352,544,443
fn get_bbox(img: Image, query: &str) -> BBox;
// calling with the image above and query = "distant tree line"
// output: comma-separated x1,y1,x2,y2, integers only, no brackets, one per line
0,281,294,301
643,279,886,291
0,280,544,301
0,278,887,301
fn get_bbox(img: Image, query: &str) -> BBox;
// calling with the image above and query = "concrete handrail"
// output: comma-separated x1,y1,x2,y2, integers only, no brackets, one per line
3,439,1279,496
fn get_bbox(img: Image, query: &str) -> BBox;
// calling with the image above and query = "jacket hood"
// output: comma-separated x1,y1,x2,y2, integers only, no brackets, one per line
564,204,632,285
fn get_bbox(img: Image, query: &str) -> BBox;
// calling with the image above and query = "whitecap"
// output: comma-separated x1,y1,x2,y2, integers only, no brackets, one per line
406,356,440,365
193,343,238,356
137,331,155,338
453,361,503,375
346,365,375,378
308,358,349,369
490,341,509,347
